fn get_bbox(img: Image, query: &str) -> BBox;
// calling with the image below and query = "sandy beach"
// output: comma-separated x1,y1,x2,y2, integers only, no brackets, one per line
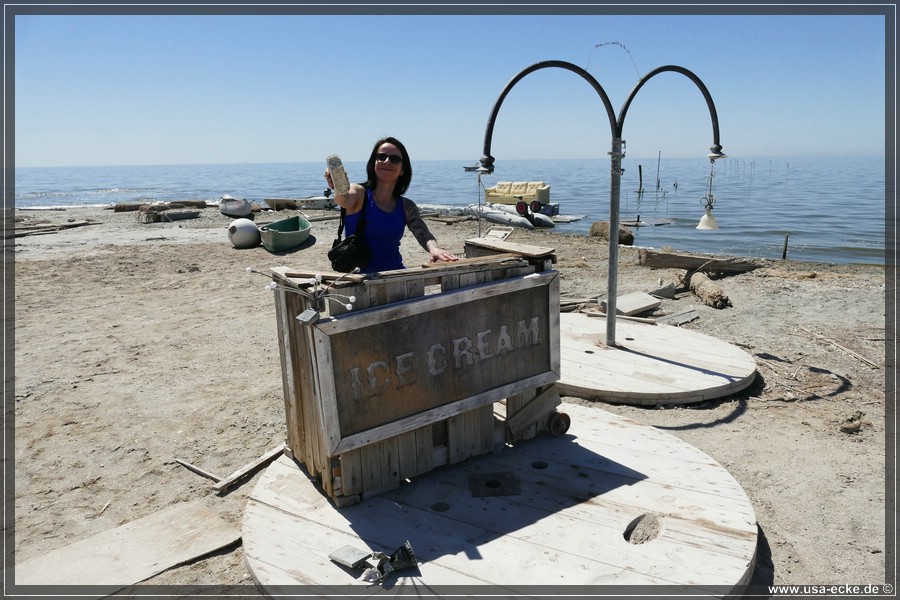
11,204,889,591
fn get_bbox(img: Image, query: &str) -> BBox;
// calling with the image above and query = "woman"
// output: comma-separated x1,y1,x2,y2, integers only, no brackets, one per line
325,136,458,273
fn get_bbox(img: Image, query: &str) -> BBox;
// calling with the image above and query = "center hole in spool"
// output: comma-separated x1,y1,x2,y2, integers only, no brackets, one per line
623,512,662,544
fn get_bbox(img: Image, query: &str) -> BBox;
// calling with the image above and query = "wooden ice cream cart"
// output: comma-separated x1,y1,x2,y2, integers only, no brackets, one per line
269,242,565,506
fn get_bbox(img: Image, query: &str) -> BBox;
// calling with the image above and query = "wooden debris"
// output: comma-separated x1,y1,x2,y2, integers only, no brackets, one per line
137,211,161,223
174,458,223,482
560,296,599,313
426,215,475,225
586,312,657,324
649,282,678,299
172,199,208,208
212,443,288,494
140,203,178,213
600,291,661,316
162,210,201,221
421,253,521,269
15,501,240,588
636,249,759,273
656,308,700,326
506,385,561,438
464,237,556,261
137,210,201,223
13,220,100,237
483,226,514,241
111,202,145,212
798,325,879,368
686,271,732,309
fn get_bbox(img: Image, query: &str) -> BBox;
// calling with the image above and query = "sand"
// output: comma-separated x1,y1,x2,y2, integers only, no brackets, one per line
10,205,890,590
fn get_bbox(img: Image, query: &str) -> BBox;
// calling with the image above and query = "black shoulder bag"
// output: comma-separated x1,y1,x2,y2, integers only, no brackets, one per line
327,196,371,272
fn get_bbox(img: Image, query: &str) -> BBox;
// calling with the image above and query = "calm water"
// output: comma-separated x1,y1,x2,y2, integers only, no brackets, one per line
13,156,888,265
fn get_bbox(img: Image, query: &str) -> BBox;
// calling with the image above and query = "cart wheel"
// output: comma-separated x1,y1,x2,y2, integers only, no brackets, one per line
549,411,571,437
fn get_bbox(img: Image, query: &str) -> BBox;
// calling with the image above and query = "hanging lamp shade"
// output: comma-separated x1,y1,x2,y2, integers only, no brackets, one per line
697,207,719,230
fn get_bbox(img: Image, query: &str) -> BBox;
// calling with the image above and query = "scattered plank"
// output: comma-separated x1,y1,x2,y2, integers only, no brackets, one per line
586,312,657,324
421,253,521,268
212,443,288,493
600,291,661,316
174,458,223,482
464,237,556,259
656,308,700,326
15,501,239,590
635,249,759,273
14,221,100,237
483,226,515,241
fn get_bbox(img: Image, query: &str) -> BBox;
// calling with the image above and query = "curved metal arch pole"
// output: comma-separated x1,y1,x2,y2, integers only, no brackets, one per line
478,60,627,346
479,60,617,171
616,64,724,155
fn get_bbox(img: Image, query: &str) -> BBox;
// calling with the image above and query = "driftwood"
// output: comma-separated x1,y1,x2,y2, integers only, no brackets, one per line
13,220,100,237
111,203,145,212
113,200,207,213
686,271,732,309
636,249,759,273
137,210,201,224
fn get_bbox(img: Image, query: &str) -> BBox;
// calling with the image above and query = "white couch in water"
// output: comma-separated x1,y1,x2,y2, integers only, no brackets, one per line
484,181,551,206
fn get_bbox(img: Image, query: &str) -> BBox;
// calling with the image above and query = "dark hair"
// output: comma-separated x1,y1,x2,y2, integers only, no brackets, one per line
364,136,412,197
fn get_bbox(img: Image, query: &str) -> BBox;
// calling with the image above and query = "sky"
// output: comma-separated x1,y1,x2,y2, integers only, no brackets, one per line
9,5,891,167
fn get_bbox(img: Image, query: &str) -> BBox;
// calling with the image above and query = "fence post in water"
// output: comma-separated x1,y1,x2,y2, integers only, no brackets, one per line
782,233,790,260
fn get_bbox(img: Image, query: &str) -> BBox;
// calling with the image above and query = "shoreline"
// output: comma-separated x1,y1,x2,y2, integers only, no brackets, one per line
10,202,890,588
12,204,888,268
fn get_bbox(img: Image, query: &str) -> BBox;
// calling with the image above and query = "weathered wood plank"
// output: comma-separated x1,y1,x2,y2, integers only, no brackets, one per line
600,291,662,316
212,443,287,493
506,385,561,438
16,502,239,588
635,249,759,272
464,237,556,258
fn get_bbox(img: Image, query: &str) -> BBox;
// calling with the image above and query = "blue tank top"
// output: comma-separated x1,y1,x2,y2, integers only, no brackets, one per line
344,189,407,273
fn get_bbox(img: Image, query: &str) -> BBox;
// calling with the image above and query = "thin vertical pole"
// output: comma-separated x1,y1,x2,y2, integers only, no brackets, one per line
607,138,623,347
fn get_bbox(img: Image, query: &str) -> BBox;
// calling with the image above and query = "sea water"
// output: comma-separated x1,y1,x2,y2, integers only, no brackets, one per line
13,156,889,265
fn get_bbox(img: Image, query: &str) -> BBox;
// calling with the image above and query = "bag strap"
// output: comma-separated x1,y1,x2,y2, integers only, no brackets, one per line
335,189,368,240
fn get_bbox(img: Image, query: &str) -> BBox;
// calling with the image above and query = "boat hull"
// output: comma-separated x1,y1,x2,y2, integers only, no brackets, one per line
463,205,534,229
489,203,555,228
259,216,312,253
220,196,253,218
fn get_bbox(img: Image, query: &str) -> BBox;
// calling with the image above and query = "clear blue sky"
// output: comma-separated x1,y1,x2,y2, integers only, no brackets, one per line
12,8,889,167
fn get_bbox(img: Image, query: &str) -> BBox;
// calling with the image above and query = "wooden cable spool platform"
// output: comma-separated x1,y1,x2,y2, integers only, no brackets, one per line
557,312,758,406
242,402,758,593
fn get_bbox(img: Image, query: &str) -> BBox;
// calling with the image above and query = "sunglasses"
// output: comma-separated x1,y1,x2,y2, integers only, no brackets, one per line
375,152,403,164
